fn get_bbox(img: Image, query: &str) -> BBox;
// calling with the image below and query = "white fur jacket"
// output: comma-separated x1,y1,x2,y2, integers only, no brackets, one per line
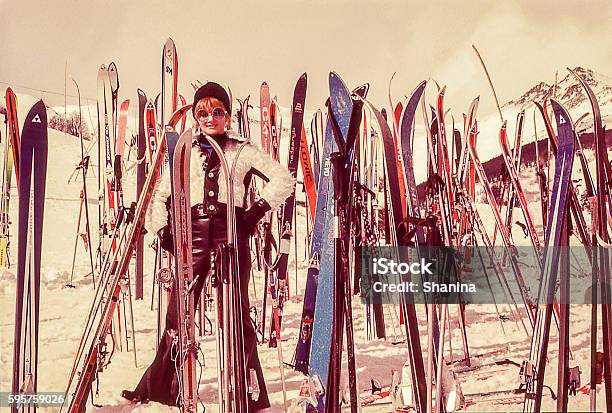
146,128,294,235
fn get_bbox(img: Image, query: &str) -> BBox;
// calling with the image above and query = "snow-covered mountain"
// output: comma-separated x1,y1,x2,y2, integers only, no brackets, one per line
505,81,553,109
459,66,611,175
480,67,612,174
504,66,612,115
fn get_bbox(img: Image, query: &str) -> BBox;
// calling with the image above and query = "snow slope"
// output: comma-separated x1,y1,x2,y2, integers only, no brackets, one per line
0,74,609,411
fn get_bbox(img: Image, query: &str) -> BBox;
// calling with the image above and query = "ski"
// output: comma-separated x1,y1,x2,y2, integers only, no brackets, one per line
1,87,20,267
503,110,526,237
568,67,612,410
12,100,48,412
96,65,117,260
114,99,130,210
294,106,335,375
168,127,198,412
256,82,272,340
310,109,323,187
135,89,147,300
434,87,455,241
300,125,317,222
498,121,542,256
202,131,251,413
5,87,20,185
387,73,408,219
534,100,591,254
268,73,308,348
327,76,366,413
62,131,173,413
269,98,280,162
144,99,159,164
161,37,178,128
522,98,575,413
260,82,271,154
467,122,536,326
399,81,427,244
107,62,119,116
303,72,355,412
177,95,188,133
362,96,429,412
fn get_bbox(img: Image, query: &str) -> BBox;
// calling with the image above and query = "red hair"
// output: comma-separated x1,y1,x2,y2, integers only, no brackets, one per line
195,97,227,114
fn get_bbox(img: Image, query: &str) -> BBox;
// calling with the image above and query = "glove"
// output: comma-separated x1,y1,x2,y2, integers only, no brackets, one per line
157,224,174,252
242,199,271,235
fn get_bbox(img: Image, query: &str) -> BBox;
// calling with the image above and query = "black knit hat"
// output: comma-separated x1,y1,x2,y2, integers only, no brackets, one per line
192,82,232,116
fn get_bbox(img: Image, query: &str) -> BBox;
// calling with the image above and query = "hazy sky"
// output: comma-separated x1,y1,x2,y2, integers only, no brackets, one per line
1,0,610,117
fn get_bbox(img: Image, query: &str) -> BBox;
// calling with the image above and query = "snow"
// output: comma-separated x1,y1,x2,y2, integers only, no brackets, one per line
1,77,610,412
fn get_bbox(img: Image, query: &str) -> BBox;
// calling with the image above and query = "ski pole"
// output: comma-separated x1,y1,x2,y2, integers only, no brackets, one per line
68,191,85,286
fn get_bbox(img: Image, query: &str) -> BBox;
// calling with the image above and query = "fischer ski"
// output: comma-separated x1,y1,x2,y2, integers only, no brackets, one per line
12,100,48,411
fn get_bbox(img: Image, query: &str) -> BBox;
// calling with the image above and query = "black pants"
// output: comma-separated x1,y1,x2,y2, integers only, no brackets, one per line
129,212,270,410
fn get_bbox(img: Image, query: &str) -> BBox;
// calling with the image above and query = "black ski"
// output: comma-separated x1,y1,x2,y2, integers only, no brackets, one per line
12,101,48,412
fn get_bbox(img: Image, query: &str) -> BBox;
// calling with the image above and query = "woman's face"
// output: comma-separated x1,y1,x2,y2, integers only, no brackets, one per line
195,99,230,136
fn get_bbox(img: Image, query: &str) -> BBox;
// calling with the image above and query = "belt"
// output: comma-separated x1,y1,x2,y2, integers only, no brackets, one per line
191,203,245,219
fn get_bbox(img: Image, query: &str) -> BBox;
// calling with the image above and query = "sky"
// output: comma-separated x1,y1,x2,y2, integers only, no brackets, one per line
1,0,611,118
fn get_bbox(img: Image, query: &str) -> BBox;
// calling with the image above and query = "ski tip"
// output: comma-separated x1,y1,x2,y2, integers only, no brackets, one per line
164,124,178,135
24,100,47,130
549,98,572,124
352,83,369,99
549,97,562,110
30,100,46,115
407,81,427,103
329,72,350,96
329,71,341,86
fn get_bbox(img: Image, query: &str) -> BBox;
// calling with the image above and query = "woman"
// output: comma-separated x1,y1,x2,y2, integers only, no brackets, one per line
121,82,293,412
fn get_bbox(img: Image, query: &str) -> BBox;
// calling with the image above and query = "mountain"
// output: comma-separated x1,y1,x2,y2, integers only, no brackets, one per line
504,81,552,109
415,66,612,199
504,66,612,117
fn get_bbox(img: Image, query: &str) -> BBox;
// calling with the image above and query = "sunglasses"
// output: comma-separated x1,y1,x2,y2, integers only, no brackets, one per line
196,107,227,121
